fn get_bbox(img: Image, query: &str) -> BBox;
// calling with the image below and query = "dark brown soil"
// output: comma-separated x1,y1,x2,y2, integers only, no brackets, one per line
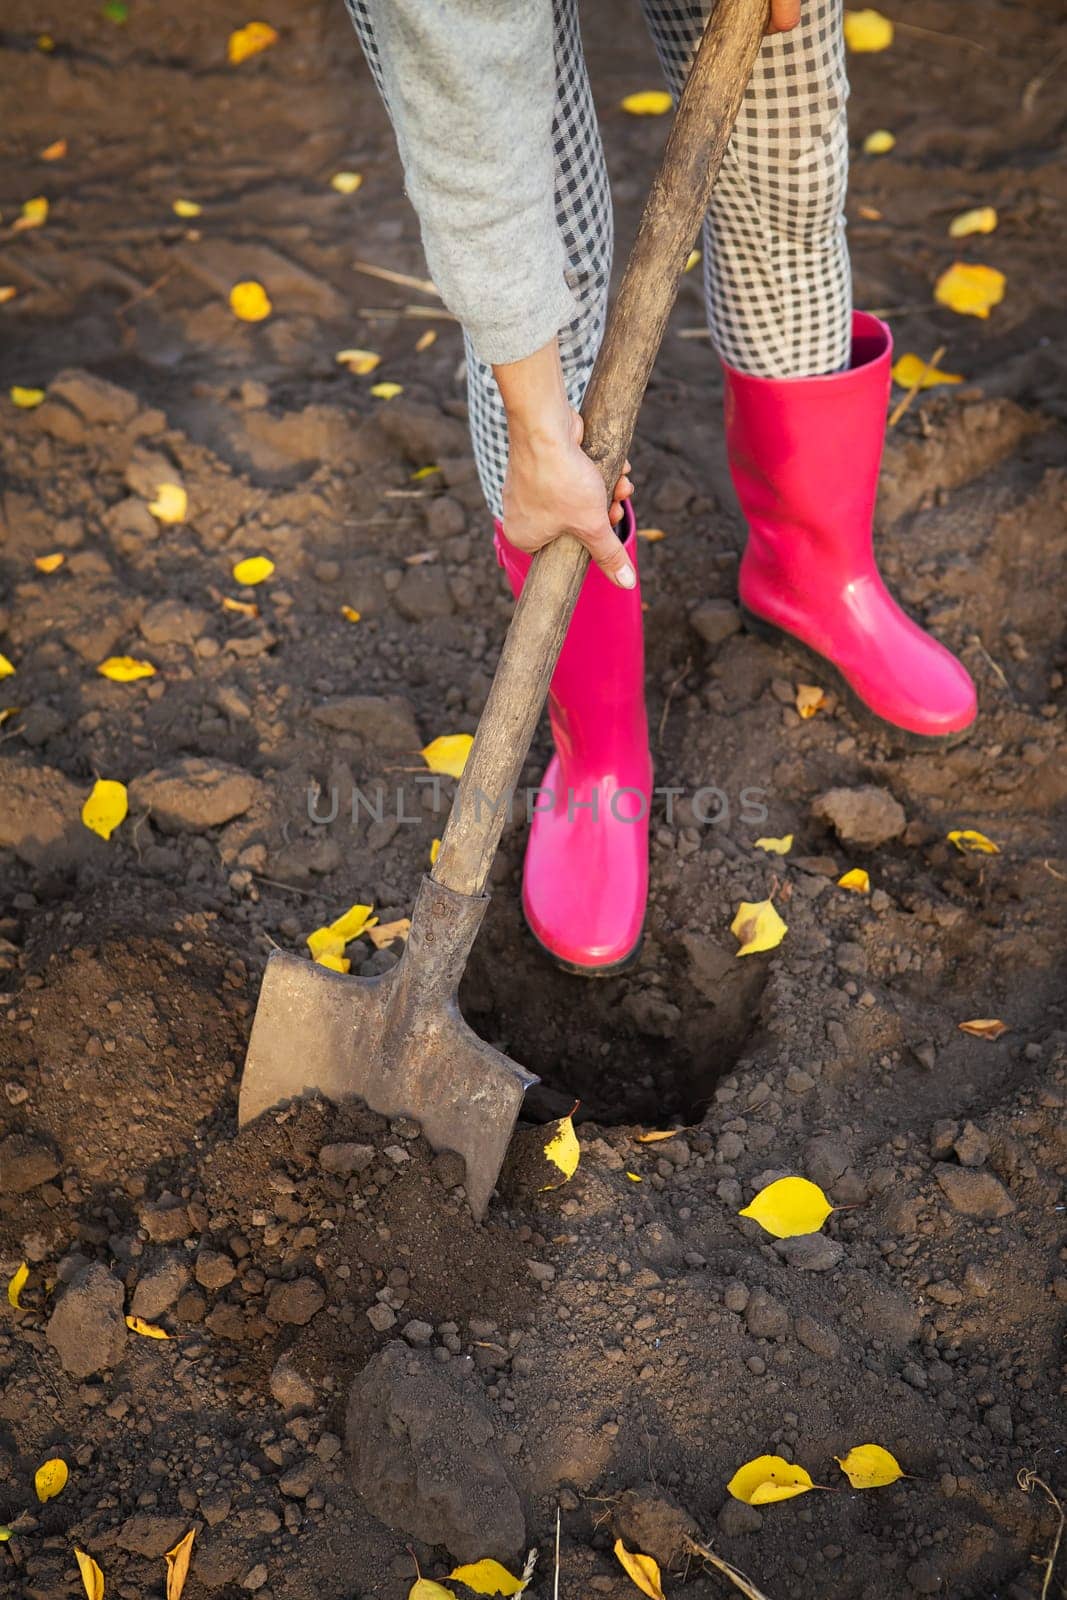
1,3,1065,1599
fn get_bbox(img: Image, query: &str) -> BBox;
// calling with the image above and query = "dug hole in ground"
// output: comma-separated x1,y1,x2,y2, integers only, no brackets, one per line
0,1,1065,1598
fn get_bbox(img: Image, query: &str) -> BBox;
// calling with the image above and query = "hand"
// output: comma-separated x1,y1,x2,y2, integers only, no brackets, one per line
766,0,800,33
495,339,637,589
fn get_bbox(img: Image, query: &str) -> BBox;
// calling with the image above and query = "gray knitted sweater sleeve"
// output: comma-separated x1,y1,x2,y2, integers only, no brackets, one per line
360,0,577,366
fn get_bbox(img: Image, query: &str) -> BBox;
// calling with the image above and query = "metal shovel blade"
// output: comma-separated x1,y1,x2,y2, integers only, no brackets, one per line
239,876,537,1219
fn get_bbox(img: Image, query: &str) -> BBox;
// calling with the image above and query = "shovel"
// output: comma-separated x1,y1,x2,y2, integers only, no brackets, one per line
239,0,769,1219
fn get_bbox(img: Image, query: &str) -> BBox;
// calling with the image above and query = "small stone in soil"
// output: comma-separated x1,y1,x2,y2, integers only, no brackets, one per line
935,1164,1015,1218
0,1133,61,1194
812,784,907,848
270,1356,316,1412
953,1121,991,1167
130,1254,189,1321
196,1249,237,1290
774,1234,845,1272
46,1262,127,1378
267,1276,326,1325
743,1288,790,1340
346,1339,525,1563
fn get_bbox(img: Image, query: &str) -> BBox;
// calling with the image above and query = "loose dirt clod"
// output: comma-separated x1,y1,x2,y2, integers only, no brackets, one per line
45,1263,127,1377
346,1341,526,1563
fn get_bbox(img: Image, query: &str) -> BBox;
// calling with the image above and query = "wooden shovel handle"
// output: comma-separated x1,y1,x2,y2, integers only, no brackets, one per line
433,0,767,899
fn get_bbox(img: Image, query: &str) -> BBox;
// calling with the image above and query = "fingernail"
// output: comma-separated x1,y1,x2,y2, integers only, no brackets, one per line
617,563,637,590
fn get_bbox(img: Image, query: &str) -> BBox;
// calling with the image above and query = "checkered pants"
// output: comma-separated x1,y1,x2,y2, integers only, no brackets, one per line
345,0,852,519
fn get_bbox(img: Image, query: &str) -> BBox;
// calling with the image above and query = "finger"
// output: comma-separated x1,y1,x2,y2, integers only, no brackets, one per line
612,475,634,503
581,520,637,589
767,0,800,30
609,500,623,526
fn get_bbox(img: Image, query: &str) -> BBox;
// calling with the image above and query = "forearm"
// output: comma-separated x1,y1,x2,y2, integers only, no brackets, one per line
493,338,572,453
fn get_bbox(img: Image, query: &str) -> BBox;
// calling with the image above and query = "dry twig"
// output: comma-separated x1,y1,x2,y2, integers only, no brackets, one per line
1017,1470,1064,1600
889,345,946,428
686,1536,778,1600
353,258,438,296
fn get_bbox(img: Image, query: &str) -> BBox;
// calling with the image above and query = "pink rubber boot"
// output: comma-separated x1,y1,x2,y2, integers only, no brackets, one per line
723,311,977,740
494,502,652,974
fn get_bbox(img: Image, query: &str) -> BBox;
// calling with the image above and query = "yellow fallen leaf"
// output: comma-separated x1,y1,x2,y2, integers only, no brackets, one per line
82,779,128,841
422,733,473,778
7,1262,29,1309
429,837,441,865
684,249,701,272
863,129,895,155
958,1018,1009,1040
947,828,999,854
634,1129,681,1143
637,527,667,542
0,286,17,304
406,550,437,566
0,709,17,726
934,262,1006,319
370,381,404,400
366,918,411,949
341,605,361,622
35,551,65,573
613,1539,665,1600
838,867,870,893
0,1526,12,1540
620,90,673,116
40,138,67,161
329,903,376,942
0,654,16,678
229,280,272,322
408,1582,453,1600
172,198,202,218
125,1315,170,1339
315,951,350,974
11,386,45,408
13,196,49,232
410,465,440,481
858,204,883,221
730,899,787,957
447,1558,525,1596
97,656,156,682
336,348,381,375
307,930,348,963
843,8,894,51
330,171,363,194
891,353,964,389
795,683,826,718
75,1548,105,1600
835,1443,904,1489
739,1175,833,1239
228,20,278,65
949,206,998,239
222,597,259,617
307,904,377,966
754,834,793,855
165,1528,196,1600
147,483,187,524
542,1114,580,1188
626,1171,642,1181
35,1459,69,1502
232,555,274,585
415,328,437,352
728,1455,816,1505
